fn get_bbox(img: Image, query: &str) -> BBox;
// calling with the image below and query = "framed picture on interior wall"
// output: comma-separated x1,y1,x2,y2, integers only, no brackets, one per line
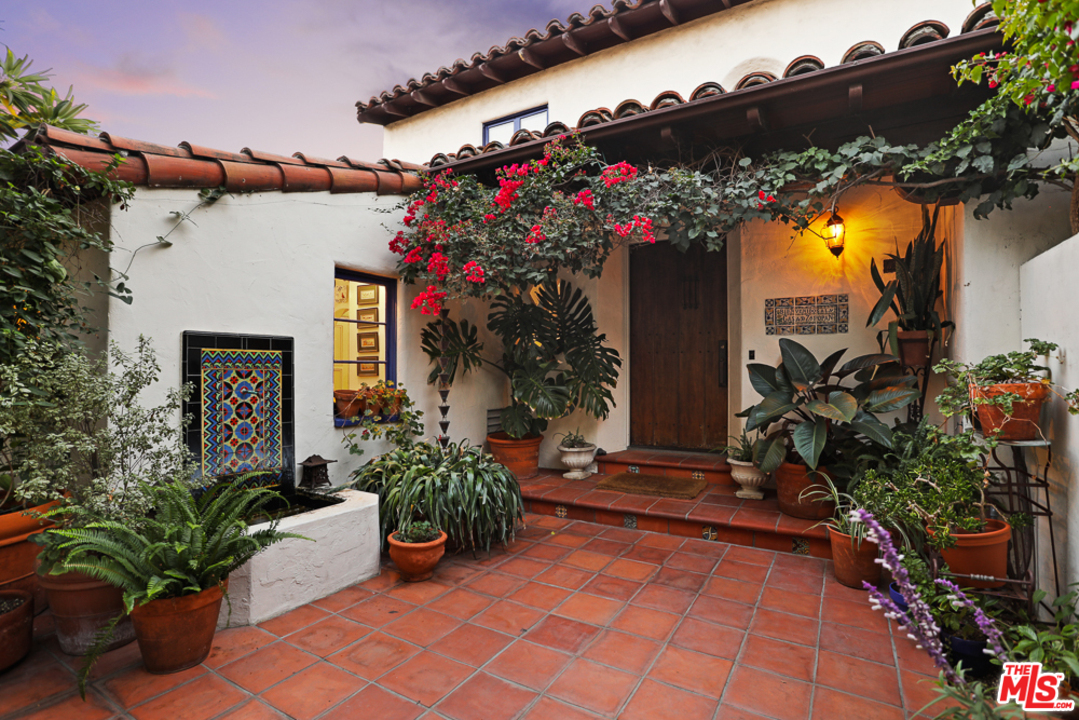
356,285,379,306
334,281,348,304
357,332,380,353
356,308,379,324
356,356,380,377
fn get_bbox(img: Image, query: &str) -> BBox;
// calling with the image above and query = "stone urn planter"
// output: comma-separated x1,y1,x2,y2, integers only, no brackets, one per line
558,443,597,480
388,530,447,583
728,459,767,500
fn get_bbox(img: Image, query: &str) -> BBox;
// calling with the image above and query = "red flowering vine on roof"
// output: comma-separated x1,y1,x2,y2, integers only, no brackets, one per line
601,161,638,187
463,261,485,283
614,215,656,243
493,178,524,210
572,189,595,209
526,224,546,244
426,252,449,281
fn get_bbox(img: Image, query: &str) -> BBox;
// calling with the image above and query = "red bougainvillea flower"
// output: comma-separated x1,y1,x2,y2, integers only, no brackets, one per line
426,252,450,281
526,224,546,244
493,178,524,210
483,213,496,223
463,261,485,283
412,285,448,315
601,161,638,188
573,189,595,209
613,215,655,243
389,232,409,255
403,247,424,264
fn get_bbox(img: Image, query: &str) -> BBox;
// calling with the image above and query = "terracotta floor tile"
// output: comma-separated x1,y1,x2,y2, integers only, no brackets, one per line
426,588,495,620
310,585,375,613
203,627,282,669
508,582,573,610
714,559,771,584
378,651,472,707
321,684,422,720
648,645,733,698
128,674,245,720
702,576,763,604
810,686,905,720
900,669,961,717
435,672,537,720
340,594,417,628
724,666,813,720
821,596,890,634
636,534,685,550
822,577,872,601
773,554,827,576
679,537,731,556
563,550,614,572
723,546,776,566
471,600,545,636
217,699,289,720
526,614,602,654
620,544,673,565
581,574,643,602
547,658,638,716
630,584,697,614
12,689,118,720
383,608,462,647
819,621,896,666
257,604,330,637
102,663,206,707
583,629,661,674
545,533,591,548
665,551,718,574
466,572,527,598
428,623,513,666
620,679,718,720
750,608,821,648
599,527,645,544
582,538,632,557
327,632,419,680
564,521,606,537
359,570,402,592
740,633,817,682
554,593,624,626
533,565,594,590
485,640,573,690
386,580,453,605
0,654,78,715
610,605,681,641
521,696,603,720
71,638,144,682
895,634,940,677
433,563,482,586
522,542,573,562
670,617,745,659
687,595,755,630
497,556,552,579
713,706,772,720
767,568,825,595
816,650,902,706
648,499,695,519
285,615,371,657
651,566,707,593
758,586,822,619
260,662,360,720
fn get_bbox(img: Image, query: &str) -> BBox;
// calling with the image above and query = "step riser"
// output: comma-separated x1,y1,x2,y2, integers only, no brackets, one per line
598,460,734,486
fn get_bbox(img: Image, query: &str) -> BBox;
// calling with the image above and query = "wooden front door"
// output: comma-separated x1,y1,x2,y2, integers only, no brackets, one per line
630,242,728,450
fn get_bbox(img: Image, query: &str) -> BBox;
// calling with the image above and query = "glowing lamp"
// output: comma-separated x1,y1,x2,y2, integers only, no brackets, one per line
824,212,845,257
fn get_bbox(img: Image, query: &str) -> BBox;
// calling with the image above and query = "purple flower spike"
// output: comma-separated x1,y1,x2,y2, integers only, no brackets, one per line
935,578,1010,662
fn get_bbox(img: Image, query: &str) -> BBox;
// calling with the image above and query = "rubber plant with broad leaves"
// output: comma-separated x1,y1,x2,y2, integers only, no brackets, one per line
740,338,920,479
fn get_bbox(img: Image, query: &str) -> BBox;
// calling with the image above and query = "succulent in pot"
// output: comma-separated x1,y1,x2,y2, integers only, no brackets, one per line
720,428,768,501
387,521,448,583
555,428,597,480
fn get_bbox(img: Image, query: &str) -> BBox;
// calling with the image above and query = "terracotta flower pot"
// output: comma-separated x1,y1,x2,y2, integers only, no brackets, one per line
775,463,835,520
40,570,136,656
0,499,59,613
939,518,1012,589
388,530,447,582
487,432,543,480
896,330,932,369
0,589,33,673
829,529,881,589
333,390,367,419
972,382,1050,441
129,582,225,674
728,459,767,500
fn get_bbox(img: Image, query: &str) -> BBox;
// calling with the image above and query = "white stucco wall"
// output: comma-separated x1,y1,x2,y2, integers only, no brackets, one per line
104,188,441,486
1021,232,1079,602
379,0,974,164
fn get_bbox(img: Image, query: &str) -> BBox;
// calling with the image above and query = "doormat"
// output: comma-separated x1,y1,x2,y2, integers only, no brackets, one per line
597,472,707,500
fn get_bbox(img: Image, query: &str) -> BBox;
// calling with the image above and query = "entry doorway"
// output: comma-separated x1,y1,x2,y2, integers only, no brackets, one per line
629,242,729,450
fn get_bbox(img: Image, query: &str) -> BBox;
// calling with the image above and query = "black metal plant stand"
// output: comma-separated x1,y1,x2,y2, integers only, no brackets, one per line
437,308,451,449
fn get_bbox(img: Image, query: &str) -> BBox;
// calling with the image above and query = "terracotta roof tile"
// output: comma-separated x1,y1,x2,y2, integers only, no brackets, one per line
28,127,420,196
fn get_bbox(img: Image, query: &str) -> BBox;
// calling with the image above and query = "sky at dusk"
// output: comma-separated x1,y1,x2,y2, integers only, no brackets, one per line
5,1,598,162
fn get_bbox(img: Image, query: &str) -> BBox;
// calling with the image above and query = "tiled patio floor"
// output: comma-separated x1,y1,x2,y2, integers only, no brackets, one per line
2,513,948,720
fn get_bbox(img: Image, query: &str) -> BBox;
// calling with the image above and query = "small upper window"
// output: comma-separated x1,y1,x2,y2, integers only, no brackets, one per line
483,106,548,145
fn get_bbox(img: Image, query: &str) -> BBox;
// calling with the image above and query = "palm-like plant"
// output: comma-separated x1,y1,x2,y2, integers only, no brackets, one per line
422,279,621,439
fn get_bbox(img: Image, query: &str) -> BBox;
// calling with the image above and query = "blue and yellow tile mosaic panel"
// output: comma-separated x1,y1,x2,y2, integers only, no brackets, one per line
765,294,849,336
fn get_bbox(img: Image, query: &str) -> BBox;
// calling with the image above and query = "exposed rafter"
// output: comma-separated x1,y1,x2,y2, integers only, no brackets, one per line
411,91,438,108
607,15,633,42
659,0,682,26
478,63,508,84
562,32,588,56
519,47,547,70
442,78,470,96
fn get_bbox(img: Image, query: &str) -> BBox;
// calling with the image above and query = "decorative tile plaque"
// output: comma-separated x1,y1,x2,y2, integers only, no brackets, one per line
765,295,849,336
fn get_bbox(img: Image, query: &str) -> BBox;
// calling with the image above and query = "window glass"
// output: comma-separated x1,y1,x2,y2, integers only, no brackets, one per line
483,105,548,145
520,109,549,132
485,120,515,146
333,272,395,409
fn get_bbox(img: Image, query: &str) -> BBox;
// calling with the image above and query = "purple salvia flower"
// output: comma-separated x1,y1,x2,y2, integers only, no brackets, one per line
852,509,959,684
934,578,1010,661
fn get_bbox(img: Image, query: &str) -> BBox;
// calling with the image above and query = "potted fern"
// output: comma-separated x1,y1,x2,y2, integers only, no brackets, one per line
51,481,305,686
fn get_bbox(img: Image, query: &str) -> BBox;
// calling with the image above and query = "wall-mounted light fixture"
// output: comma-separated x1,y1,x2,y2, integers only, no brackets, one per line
824,210,845,257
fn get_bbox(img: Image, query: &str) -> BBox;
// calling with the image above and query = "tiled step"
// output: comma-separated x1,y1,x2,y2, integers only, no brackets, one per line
519,469,831,560
598,448,734,486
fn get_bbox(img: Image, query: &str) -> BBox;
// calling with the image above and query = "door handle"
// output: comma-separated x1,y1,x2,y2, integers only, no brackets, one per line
718,341,728,387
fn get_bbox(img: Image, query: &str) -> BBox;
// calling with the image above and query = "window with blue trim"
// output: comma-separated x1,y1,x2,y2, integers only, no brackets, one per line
333,269,396,427
483,105,549,146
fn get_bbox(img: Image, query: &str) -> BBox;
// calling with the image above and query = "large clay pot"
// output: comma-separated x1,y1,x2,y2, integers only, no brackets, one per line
40,570,136,656
487,433,543,480
0,500,59,613
388,530,447,582
129,582,225,674
896,330,932,369
0,589,33,672
775,463,834,520
972,382,1050,441
728,459,767,501
939,519,1012,589
829,529,881,589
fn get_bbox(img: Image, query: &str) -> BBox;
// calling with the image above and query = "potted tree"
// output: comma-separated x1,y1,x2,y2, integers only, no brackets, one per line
554,429,598,480
740,338,919,519
720,428,768,501
935,339,1079,441
866,205,954,368
423,281,620,479
387,521,447,582
51,480,305,686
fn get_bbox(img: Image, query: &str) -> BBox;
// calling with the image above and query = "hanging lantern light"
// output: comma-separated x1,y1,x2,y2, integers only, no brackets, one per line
824,211,845,257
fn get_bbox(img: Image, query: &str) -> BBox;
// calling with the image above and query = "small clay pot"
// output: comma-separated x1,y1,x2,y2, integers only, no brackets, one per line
829,529,880,589
896,330,932,369
972,382,1050,441
129,582,225,674
487,433,543,480
388,531,447,582
0,589,33,672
